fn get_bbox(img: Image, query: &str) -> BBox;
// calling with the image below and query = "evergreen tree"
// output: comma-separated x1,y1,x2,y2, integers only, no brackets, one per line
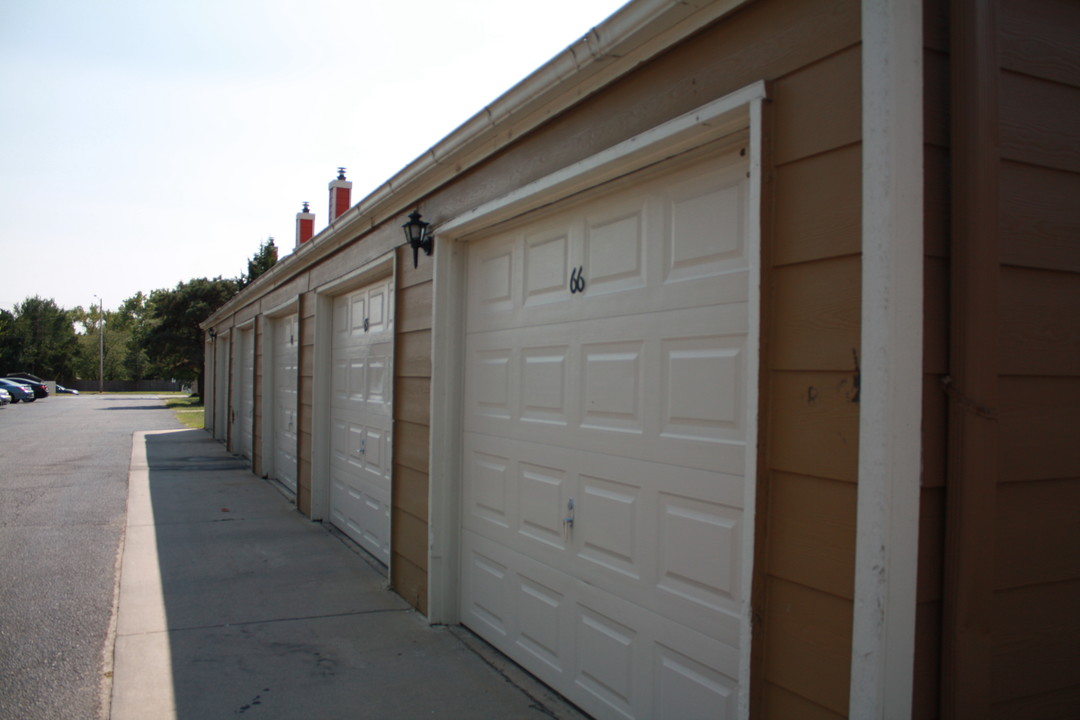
241,237,278,287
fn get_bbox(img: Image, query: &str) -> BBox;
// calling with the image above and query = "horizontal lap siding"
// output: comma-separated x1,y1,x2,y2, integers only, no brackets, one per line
253,318,263,478
944,0,1080,716
742,2,862,716
994,0,1080,714
392,245,432,615
297,291,315,515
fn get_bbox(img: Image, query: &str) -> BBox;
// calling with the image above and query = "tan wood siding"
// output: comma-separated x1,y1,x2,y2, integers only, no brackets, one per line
942,0,1080,716
719,2,864,715
993,0,1080,707
297,291,315,515
252,318,263,477
763,683,847,720
391,244,432,614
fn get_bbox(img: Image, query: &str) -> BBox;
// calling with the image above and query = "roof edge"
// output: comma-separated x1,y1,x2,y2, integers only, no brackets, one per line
205,0,751,326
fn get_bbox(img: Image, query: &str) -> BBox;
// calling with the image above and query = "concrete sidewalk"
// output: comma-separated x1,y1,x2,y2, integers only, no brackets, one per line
108,429,588,720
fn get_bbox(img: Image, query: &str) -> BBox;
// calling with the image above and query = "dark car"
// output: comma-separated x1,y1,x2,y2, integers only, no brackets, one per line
7,372,46,383
4,377,48,398
0,378,35,402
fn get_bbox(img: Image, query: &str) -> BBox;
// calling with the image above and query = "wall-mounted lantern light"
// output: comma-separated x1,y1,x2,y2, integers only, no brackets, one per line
402,210,433,268
208,328,217,341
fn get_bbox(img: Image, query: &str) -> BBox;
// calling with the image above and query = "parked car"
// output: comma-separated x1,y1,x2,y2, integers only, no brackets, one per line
56,384,80,395
0,388,10,406
7,372,46,384
4,377,48,398
0,378,34,402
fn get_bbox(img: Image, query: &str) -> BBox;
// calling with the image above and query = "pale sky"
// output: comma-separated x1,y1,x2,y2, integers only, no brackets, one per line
0,0,630,313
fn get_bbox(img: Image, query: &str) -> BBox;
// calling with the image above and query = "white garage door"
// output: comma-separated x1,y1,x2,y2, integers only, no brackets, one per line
461,149,755,720
271,314,299,493
329,278,394,565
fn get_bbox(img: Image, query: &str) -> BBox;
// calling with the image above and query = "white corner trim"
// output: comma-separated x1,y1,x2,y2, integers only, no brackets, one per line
737,92,765,720
853,1,924,718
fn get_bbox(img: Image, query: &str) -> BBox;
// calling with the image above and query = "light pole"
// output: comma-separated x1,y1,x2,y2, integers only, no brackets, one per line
93,295,104,394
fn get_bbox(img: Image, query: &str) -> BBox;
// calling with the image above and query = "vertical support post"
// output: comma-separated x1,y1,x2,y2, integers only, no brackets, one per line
852,0,923,717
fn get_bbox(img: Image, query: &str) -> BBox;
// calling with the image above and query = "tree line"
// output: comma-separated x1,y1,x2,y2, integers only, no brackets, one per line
0,238,278,397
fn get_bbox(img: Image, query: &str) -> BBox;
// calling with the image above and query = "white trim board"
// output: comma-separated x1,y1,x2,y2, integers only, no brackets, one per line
438,82,765,241
852,1,924,718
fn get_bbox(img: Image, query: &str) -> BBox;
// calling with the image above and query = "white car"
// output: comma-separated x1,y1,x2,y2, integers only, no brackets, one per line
0,388,10,406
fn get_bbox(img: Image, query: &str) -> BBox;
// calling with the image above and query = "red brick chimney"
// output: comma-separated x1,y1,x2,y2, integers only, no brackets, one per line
329,167,352,222
295,202,315,248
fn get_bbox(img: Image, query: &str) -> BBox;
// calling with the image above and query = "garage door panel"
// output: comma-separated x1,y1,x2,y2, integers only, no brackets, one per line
464,447,512,528
524,226,573,306
665,166,748,283
462,543,512,638
462,150,753,718
465,309,749,475
518,460,570,550
471,348,514,420
366,284,389,332
521,345,570,426
657,493,742,617
661,331,747,444
462,530,741,720
328,278,394,565
271,314,299,493
578,475,642,581
365,350,391,409
516,574,567,674
464,432,743,640
466,161,748,338
471,236,517,318
583,196,649,298
348,358,366,403
581,339,646,435
653,638,738,720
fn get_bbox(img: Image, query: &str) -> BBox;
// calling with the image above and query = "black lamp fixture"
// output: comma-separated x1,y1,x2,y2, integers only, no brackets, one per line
208,328,217,341
402,210,433,268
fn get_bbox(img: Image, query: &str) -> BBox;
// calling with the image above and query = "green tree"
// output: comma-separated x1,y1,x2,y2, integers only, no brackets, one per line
144,277,240,398
0,308,15,373
241,237,278,287
2,296,81,379
115,292,156,380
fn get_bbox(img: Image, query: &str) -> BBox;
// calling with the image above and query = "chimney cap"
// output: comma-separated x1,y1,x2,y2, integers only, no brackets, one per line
302,201,310,212
337,167,347,180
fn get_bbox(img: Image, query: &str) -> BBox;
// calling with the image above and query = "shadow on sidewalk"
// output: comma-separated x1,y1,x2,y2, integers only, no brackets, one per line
119,429,578,719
